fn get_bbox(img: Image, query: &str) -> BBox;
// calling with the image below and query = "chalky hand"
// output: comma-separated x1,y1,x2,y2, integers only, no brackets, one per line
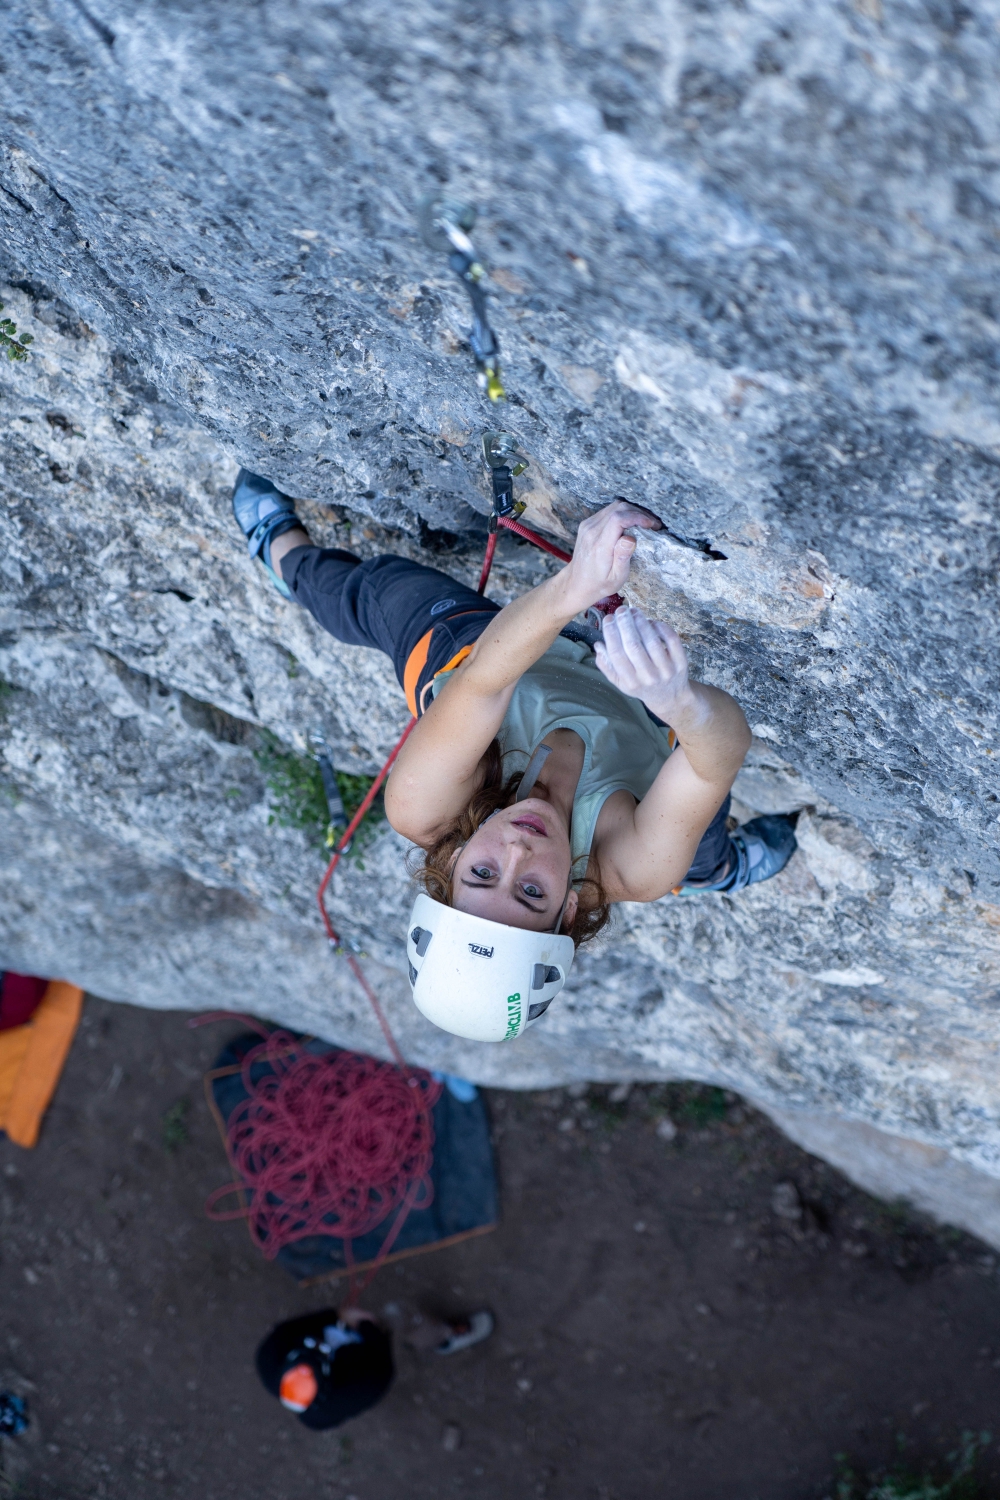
594,606,691,726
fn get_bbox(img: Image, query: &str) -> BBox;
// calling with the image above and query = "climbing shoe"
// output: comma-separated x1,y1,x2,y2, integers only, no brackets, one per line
673,814,797,895
728,814,798,889
232,468,303,600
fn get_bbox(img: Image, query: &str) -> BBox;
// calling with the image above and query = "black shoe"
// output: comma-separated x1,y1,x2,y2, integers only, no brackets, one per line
434,1311,494,1355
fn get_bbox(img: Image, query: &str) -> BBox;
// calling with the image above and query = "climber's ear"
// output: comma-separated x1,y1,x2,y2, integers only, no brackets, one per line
559,889,579,934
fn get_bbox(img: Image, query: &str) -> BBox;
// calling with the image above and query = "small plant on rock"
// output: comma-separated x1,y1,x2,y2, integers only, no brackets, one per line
253,730,384,866
0,302,33,362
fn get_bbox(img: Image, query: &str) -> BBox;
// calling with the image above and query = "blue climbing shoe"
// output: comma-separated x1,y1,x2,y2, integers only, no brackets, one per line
727,815,798,890
672,814,797,895
232,468,302,599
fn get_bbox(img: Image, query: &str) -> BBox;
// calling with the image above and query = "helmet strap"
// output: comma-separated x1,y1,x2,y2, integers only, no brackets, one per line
516,744,552,802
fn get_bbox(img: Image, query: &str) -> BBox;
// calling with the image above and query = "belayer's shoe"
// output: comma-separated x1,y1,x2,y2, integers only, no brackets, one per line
673,814,797,895
232,468,302,600
434,1311,495,1356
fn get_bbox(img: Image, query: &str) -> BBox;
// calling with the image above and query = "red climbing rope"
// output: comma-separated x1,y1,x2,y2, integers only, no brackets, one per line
476,515,571,592
482,517,622,609
204,509,574,1296
317,717,417,1066
476,528,499,593
496,513,572,563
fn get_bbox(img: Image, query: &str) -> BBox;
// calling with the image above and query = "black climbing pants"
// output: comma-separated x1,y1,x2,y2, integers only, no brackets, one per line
281,545,500,716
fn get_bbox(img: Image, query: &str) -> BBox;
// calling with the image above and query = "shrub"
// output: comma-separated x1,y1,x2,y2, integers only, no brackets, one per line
834,1431,993,1500
0,302,33,362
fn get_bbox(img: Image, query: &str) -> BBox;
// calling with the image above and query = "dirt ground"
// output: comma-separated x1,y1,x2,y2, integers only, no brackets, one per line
1,997,999,1500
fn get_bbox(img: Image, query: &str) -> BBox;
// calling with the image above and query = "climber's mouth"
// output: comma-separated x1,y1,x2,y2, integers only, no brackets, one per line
510,814,547,837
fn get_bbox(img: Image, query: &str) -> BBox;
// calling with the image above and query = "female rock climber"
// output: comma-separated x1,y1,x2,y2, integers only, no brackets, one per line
233,470,796,1043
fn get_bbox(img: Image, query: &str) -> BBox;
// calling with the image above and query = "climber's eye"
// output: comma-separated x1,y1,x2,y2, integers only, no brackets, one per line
470,866,495,881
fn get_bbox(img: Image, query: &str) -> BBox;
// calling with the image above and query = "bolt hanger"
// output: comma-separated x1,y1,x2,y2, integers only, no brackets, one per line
481,429,528,518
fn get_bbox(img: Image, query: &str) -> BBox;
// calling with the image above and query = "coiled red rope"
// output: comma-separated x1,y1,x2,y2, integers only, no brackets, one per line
204,1027,441,1264
202,509,574,1295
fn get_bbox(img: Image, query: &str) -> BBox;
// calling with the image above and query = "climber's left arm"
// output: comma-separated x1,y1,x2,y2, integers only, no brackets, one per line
591,607,751,902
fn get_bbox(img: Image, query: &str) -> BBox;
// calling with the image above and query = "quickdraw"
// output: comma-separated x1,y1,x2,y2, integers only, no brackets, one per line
308,726,352,853
481,429,528,517
418,193,505,402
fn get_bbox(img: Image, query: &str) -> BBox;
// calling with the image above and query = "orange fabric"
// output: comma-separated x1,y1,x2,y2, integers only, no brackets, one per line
436,643,475,678
0,1026,32,1120
0,981,84,1149
403,628,434,716
418,643,475,716
405,608,490,716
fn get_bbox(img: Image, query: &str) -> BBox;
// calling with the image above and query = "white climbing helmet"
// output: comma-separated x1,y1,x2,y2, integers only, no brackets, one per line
405,891,576,1043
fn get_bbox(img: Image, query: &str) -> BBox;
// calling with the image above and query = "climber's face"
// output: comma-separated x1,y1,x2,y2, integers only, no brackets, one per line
451,799,579,933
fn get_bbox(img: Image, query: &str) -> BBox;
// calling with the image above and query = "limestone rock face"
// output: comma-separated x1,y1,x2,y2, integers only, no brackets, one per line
2,1,1000,1238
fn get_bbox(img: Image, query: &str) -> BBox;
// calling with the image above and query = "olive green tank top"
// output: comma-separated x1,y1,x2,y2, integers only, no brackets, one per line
433,635,673,885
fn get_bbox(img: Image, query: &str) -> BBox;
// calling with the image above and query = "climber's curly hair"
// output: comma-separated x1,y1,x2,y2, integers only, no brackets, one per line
408,739,611,948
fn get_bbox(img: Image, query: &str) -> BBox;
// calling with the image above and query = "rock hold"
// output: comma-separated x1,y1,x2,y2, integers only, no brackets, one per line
1,0,1000,1244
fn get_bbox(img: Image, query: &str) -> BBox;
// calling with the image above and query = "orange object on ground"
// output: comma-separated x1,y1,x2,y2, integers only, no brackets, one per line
0,980,84,1148
279,1364,319,1412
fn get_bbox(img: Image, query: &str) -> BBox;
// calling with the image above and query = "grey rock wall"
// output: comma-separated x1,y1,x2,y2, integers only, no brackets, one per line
2,0,999,1239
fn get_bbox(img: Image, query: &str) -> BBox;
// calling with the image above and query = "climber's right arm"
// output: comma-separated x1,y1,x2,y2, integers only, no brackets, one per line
385,500,662,847
384,570,573,848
